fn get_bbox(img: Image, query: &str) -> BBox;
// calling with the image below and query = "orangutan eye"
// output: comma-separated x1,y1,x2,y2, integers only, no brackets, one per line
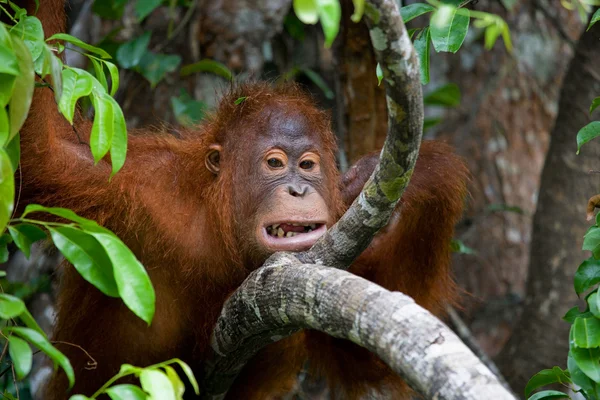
267,158,284,168
299,160,315,170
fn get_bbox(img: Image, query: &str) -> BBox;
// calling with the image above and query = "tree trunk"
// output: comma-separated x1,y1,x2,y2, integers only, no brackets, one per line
496,17,600,391
431,1,582,356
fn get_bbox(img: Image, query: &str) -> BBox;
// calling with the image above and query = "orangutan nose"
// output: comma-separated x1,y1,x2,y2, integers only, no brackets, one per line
287,183,309,197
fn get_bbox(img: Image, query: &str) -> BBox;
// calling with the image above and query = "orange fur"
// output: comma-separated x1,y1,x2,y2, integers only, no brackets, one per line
19,1,469,398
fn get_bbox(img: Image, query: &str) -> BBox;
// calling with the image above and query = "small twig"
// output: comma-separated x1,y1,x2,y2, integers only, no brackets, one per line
10,363,19,399
51,340,97,370
153,0,199,53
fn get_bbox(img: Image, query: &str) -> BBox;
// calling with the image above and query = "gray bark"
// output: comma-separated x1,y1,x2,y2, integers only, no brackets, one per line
201,254,516,400
497,17,600,392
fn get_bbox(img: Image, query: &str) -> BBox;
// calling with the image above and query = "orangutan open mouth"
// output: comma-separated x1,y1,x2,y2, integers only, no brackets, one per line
262,222,327,251
266,223,323,238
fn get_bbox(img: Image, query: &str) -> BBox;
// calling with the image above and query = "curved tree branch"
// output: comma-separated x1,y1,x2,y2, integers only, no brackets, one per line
200,254,516,399
298,0,423,270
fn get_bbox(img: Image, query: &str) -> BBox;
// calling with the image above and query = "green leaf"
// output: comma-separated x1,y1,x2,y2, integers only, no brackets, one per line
180,59,232,80
424,117,442,131
8,335,32,380
0,24,19,108
171,359,199,395
85,226,155,324
105,384,148,400
590,293,600,318
22,205,99,226
116,32,151,69
8,36,34,141
0,149,15,232
137,52,181,88
90,90,115,163
284,13,306,41
424,83,461,107
568,354,595,393
527,390,569,400
575,257,600,295
164,366,184,398
525,367,571,398
140,369,175,400
584,226,600,259
301,68,334,99
449,238,475,254
413,27,431,85
0,293,26,319
589,8,600,31
430,5,470,53
47,33,111,59
48,226,119,298
70,396,93,400
294,0,318,24
18,308,46,336
58,68,94,124
592,97,600,115
351,0,365,22
0,106,8,146
11,16,44,62
574,317,600,348
400,3,435,23
234,97,247,105
4,326,74,388
91,57,108,93
135,0,162,21
564,306,589,324
577,121,600,154
8,223,46,259
0,233,11,263
171,89,207,127
500,0,517,10
571,345,600,382
103,60,120,96
92,0,127,20
105,95,127,177
376,63,383,86
318,0,341,48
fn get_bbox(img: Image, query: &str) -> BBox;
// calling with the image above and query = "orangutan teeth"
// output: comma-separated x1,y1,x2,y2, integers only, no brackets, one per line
277,228,285,238
286,231,293,237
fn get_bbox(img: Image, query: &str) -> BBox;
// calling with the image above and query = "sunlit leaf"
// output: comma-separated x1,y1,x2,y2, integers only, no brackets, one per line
104,94,127,177
171,359,199,395
0,293,26,319
22,205,99,227
91,57,108,93
90,90,115,163
106,384,148,400
0,24,19,108
294,0,319,24
0,149,15,232
58,68,94,124
583,226,600,259
351,0,365,22
376,63,383,86
568,354,594,393
4,327,74,388
527,390,569,400
48,226,119,297
450,238,475,254
8,35,34,141
47,33,112,59
318,0,341,48
8,335,32,380
7,223,46,259
11,16,44,62
103,60,120,96
164,366,184,398
85,225,155,325
140,369,175,400
430,5,469,53
400,3,435,23
589,8,600,31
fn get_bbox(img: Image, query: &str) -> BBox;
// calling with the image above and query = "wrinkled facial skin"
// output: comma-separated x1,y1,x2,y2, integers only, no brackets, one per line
232,107,332,263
